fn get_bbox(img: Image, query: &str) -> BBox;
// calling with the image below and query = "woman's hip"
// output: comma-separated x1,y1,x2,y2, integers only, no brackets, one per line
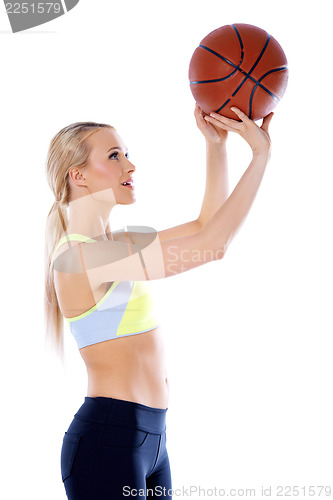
61,396,170,497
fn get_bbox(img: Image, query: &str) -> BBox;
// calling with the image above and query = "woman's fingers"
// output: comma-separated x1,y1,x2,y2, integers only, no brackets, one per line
194,103,203,120
209,111,242,127
205,111,242,132
204,115,239,132
261,112,274,134
230,107,251,122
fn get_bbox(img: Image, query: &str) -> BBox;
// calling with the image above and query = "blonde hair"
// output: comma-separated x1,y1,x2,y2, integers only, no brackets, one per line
44,122,114,358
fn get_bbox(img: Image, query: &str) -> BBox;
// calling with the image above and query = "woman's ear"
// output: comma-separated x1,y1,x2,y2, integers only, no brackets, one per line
68,168,87,187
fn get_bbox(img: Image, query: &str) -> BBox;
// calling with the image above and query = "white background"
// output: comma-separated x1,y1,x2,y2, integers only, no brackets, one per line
0,0,332,498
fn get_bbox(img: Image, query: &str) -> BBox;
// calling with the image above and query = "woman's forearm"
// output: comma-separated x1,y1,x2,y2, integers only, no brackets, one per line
200,149,271,257
197,141,229,225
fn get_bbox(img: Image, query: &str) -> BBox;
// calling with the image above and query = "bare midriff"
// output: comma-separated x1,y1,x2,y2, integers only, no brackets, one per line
79,326,169,410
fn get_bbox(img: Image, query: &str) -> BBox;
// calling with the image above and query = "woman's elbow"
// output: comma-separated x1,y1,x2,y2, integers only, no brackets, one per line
215,246,226,261
212,244,227,261
201,243,227,264
199,227,228,263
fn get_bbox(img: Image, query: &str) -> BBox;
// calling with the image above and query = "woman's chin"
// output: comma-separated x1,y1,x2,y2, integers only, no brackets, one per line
117,197,136,205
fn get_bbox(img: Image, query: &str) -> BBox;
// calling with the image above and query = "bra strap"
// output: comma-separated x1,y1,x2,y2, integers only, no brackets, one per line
51,233,96,268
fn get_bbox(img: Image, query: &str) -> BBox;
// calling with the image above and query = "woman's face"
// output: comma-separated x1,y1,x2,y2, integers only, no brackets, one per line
84,127,136,205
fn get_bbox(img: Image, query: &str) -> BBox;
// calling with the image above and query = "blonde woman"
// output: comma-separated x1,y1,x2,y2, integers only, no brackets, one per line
45,106,273,499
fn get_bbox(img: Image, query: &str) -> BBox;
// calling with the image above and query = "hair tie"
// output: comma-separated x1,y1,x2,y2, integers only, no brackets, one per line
48,199,61,217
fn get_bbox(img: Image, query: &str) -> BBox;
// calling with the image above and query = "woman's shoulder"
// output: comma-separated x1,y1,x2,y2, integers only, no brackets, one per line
51,233,96,267
52,235,103,318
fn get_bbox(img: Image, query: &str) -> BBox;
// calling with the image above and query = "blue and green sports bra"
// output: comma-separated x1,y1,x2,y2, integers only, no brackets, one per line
52,233,160,349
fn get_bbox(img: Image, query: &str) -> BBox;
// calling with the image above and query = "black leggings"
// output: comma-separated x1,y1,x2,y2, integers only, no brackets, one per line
61,397,172,499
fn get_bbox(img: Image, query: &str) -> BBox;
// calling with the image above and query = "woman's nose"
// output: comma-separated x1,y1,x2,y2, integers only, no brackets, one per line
127,159,136,172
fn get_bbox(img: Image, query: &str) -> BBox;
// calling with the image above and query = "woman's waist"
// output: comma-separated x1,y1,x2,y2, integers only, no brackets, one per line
80,327,165,371
82,327,169,408
74,396,168,434
86,367,169,409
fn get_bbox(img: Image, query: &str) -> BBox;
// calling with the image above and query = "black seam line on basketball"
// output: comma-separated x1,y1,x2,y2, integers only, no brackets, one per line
196,41,273,90
230,35,271,98
190,70,268,86
231,24,244,50
191,38,244,85
215,71,282,116
190,69,238,85
248,66,288,118
248,35,271,75
253,67,288,101
258,66,288,86
190,69,283,90
215,34,272,114
215,99,231,113
199,45,239,69
199,35,275,85
191,59,276,88
231,24,245,64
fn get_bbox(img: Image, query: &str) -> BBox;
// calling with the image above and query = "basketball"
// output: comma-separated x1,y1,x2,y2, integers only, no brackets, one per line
189,23,288,121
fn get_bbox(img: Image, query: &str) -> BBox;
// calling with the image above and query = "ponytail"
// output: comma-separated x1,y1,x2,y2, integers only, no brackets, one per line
44,201,68,359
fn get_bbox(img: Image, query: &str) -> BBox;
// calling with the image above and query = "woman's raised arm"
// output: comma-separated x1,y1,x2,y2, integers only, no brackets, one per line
200,107,273,254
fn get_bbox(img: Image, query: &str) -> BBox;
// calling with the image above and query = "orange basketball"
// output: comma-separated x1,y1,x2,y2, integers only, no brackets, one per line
189,23,288,121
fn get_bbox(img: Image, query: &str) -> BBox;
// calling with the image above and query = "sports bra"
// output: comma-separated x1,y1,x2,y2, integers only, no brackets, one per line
51,233,160,349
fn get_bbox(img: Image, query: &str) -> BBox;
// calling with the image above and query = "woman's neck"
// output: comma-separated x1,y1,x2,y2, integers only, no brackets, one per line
67,192,116,240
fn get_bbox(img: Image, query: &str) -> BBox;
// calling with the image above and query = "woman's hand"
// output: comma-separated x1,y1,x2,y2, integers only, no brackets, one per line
204,107,273,155
195,104,228,144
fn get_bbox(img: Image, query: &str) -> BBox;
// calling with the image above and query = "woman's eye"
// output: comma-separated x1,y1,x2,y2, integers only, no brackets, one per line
109,151,129,160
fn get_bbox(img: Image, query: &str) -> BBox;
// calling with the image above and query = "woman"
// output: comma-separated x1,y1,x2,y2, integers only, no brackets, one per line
44,105,273,499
